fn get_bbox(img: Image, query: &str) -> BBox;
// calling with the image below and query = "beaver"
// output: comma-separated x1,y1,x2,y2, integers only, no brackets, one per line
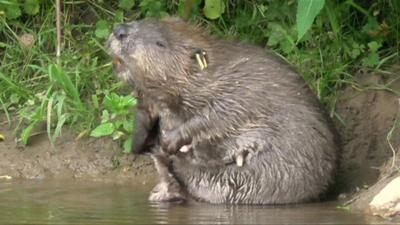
107,17,338,204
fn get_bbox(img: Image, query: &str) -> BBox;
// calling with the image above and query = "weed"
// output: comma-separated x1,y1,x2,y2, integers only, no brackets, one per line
90,92,137,153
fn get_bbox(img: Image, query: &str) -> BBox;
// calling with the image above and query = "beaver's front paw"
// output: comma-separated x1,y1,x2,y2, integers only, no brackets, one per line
149,181,186,203
161,129,191,154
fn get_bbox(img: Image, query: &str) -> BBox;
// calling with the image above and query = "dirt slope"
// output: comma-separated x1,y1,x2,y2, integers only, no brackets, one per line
335,65,400,211
0,124,156,181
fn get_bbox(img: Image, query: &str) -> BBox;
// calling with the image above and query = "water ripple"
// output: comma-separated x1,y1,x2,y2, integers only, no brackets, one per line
0,180,396,225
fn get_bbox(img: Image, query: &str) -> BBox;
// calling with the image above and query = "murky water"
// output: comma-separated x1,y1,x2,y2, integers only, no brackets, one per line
0,179,396,225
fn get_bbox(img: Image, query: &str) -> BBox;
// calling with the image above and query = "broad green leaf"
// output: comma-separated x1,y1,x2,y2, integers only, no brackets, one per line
367,41,382,52
113,121,123,130
349,42,364,59
118,0,135,10
123,95,137,107
204,0,225,20
5,5,21,19
90,123,115,137
104,93,136,114
362,52,380,67
24,0,40,15
296,0,325,40
95,20,111,39
350,48,361,59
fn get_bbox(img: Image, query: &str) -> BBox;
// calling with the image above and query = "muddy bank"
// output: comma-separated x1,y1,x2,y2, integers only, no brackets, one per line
335,65,400,214
0,124,156,181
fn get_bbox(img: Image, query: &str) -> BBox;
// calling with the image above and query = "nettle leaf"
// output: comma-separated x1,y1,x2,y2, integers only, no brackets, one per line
105,93,137,113
95,20,111,39
362,52,380,67
24,0,40,15
90,122,115,137
5,5,21,19
350,48,361,59
296,0,325,40
349,42,364,59
204,0,225,20
122,95,137,107
367,41,382,52
118,0,135,10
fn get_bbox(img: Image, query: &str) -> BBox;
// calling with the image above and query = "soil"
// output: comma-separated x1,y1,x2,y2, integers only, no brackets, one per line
334,64,400,212
0,122,156,182
0,65,399,215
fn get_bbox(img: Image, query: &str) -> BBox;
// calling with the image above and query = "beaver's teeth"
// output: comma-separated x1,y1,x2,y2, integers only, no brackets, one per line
179,145,192,153
236,154,244,167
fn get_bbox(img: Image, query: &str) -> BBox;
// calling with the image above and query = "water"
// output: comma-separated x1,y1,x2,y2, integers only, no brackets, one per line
0,179,396,225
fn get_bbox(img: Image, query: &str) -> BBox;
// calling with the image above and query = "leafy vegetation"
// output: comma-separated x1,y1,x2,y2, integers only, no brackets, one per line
0,0,399,152
90,92,137,153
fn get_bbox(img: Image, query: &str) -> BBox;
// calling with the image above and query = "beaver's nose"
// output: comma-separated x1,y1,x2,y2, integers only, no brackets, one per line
113,24,128,40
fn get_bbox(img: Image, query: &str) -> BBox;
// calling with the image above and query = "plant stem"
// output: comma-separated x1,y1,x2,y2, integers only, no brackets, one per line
56,0,62,64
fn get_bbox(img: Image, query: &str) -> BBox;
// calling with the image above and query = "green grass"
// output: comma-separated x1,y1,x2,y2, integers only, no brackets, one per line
0,1,119,144
0,0,399,150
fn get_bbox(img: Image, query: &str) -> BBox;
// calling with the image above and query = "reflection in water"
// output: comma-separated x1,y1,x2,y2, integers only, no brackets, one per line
0,179,396,225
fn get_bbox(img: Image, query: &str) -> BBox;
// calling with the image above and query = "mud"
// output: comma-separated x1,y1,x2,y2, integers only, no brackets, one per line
335,65,400,212
0,122,156,181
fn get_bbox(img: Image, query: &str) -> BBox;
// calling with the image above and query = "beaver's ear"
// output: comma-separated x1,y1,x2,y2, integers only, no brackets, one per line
190,48,209,70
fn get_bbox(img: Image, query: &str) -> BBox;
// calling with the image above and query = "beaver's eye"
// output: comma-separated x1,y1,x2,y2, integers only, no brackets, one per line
156,41,166,48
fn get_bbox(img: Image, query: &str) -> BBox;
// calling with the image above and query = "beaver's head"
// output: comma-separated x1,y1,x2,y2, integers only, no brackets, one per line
107,18,210,100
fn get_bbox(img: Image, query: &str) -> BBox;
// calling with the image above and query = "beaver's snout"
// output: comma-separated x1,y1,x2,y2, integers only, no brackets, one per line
113,24,129,40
